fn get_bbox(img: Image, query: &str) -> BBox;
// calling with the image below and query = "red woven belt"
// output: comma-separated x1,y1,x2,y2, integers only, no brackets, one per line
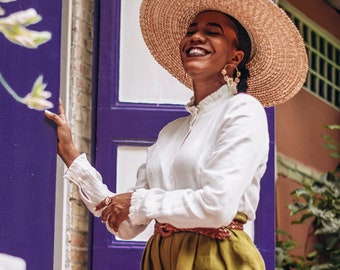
154,219,244,240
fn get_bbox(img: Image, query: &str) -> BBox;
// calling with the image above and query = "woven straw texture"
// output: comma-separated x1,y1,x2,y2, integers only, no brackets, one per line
139,0,309,107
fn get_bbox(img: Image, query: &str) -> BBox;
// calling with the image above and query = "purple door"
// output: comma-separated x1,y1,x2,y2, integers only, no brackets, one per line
0,1,62,269
92,1,275,269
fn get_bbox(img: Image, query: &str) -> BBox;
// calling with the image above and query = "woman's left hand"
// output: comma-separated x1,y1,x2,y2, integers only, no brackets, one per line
96,192,133,231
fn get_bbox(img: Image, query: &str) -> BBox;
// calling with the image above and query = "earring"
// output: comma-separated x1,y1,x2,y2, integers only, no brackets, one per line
221,64,241,94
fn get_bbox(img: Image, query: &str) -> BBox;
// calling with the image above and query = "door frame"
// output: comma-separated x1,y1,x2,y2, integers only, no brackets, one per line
90,0,275,268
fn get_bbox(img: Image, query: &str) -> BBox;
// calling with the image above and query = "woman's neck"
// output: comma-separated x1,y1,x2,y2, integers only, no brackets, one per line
192,80,224,105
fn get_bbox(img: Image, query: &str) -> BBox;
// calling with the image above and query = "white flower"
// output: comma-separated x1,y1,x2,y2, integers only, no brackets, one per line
0,74,53,111
22,75,53,110
0,8,51,48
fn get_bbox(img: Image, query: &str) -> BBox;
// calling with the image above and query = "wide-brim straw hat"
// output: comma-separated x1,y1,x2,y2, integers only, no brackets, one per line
139,0,309,107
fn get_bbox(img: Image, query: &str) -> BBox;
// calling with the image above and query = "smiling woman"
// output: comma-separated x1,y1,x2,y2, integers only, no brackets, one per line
179,11,250,104
45,0,308,269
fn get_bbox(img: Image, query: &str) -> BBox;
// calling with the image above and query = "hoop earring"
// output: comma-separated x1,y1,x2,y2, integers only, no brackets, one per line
221,64,241,94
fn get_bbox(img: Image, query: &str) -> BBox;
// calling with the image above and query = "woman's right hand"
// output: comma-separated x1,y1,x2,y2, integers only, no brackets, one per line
45,99,80,167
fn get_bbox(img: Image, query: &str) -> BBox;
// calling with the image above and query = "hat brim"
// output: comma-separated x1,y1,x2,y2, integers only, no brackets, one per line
139,0,308,107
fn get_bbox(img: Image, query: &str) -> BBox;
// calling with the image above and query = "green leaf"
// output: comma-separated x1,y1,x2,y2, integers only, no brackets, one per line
308,203,324,216
299,213,314,223
324,124,340,130
276,229,291,237
315,219,339,234
332,200,340,210
323,143,337,150
311,263,335,270
294,188,312,200
306,250,317,260
323,235,340,251
330,152,340,159
288,202,307,216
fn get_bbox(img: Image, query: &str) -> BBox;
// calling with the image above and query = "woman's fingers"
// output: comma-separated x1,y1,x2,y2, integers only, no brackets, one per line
95,197,112,211
44,98,67,126
44,110,63,126
101,205,112,222
58,98,66,121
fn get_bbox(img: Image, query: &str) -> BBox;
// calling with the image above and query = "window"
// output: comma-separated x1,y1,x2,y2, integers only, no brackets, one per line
280,1,340,109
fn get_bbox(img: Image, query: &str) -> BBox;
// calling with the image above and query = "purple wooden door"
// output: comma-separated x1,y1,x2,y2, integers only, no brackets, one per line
92,1,275,269
0,1,62,269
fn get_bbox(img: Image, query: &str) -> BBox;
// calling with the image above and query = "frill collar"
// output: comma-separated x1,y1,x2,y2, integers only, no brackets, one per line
185,84,235,115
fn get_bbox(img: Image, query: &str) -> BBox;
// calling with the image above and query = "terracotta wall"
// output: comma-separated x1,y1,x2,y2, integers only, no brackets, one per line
276,89,339,173
286,0,340,39
276,176,314,257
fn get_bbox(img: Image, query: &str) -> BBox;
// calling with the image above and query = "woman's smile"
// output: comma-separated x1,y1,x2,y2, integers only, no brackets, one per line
186,46,211,57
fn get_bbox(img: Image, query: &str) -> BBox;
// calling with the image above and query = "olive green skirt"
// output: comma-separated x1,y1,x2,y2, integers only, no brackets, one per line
141,228,265,270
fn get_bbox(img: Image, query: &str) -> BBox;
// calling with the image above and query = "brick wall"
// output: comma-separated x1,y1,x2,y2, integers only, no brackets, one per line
67,0,94,269
276,153,323,183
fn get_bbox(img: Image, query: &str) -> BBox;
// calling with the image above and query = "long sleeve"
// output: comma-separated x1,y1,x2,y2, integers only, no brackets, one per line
65,154,114,217
65,154,149,239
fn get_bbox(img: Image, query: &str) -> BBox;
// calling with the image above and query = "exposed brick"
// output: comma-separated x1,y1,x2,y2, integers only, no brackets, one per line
71,264,87,270
277,153,322,183
75,76,92,93
71,214,89,233
71,232,88,248
70,198,88,217
66,0,94,269
70,249,88,265
74,0,94,13
75,92,92,108
75,49,92,66
74,61,92,80
75,7,93,24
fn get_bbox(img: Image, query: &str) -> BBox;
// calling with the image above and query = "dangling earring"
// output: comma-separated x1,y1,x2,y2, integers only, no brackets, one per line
221,64,241,94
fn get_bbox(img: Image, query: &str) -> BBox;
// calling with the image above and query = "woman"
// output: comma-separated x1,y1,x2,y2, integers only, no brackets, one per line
46,0,308,269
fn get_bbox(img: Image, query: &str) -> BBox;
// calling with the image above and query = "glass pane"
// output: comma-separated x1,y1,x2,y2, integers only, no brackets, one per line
119,0,192,105
116,146,154,242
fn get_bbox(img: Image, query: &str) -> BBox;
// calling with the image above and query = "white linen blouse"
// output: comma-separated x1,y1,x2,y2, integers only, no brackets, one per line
65,84,269,240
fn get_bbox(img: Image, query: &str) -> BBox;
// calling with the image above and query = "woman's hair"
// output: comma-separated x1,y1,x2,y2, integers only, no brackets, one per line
227,15,252,93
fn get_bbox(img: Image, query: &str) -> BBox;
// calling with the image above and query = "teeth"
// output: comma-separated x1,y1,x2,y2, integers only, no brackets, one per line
188,48,206,56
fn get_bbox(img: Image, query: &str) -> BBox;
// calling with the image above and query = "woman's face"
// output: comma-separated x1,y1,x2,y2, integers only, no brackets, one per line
180,11,243,81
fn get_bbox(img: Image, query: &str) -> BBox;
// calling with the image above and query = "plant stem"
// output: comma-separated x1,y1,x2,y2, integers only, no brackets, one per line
0,73,24,103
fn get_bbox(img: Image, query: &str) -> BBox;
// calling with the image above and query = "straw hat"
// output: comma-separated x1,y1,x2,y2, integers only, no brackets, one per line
139,0,308,107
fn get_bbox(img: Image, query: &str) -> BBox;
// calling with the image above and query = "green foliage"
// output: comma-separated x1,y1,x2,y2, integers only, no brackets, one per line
275,230,309,270
283,125,340,270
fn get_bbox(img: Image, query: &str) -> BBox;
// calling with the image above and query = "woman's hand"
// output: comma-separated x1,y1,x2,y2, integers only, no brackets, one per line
96,192,133,231
45,99,80,167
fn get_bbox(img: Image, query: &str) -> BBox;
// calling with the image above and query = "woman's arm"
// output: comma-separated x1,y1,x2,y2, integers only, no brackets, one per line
45,100,149,239
44,100,80,167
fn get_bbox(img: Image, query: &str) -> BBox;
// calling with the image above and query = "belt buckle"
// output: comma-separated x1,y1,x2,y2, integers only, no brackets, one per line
158,224,173,237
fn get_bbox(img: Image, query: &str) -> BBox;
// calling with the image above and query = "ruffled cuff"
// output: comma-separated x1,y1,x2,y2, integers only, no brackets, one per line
65,153,115,217
128,189,152,225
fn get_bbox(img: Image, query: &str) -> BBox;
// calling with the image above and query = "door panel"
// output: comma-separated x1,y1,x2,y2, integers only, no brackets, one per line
92,0,275,269
0,1,62,269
